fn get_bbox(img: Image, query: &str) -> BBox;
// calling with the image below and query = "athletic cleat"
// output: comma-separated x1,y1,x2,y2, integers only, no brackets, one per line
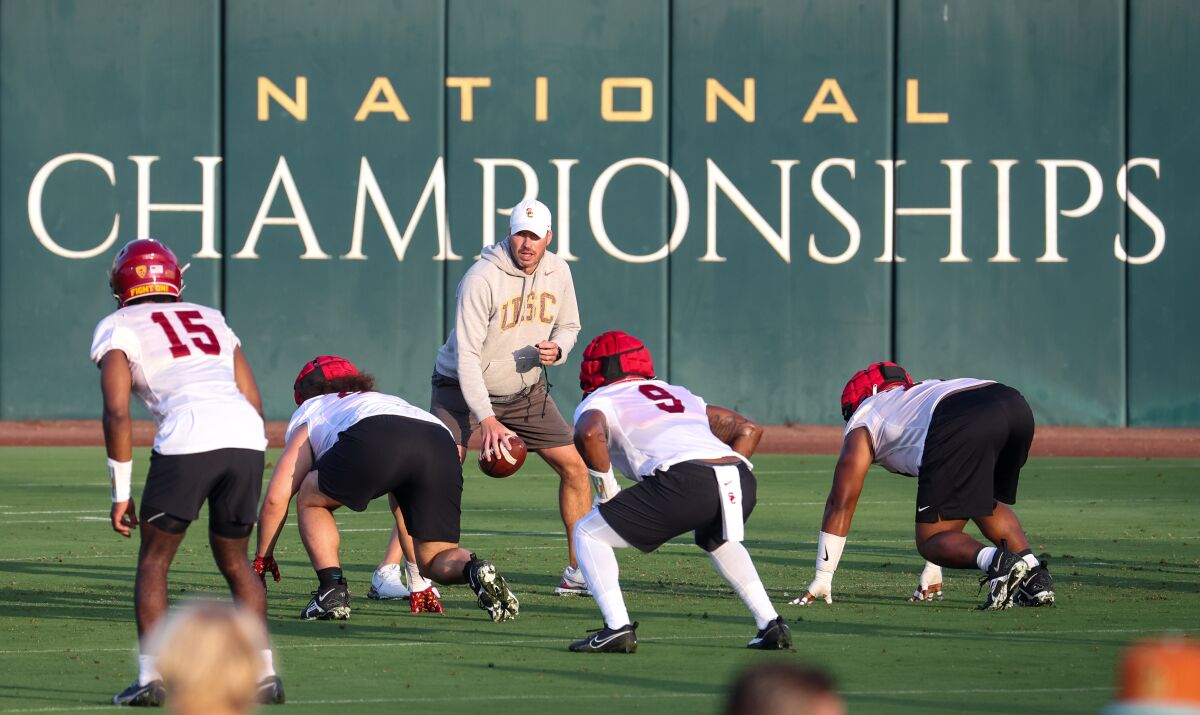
301,578,351,620
368,563,411,600
257,675,285,705
112,680,166,707
977,548,1029,611
554,565,591,596
465,558,519,622
409,585,445,614
569,622,638,653
1015,561,1056,607
747,616,793,650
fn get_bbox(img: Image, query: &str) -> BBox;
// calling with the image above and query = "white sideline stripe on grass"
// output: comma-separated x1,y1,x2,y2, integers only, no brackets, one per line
1,627,1188,657
0,494,1187,521
0,685,1119,713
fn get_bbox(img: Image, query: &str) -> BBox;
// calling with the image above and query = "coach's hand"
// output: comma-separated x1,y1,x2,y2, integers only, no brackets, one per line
111,498,138,538
479,417,517,462
790,571,833,606
254,555,281,584
536,341,561,366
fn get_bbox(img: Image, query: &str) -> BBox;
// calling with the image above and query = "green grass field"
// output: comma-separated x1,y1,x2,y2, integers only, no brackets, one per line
0,447,1196,714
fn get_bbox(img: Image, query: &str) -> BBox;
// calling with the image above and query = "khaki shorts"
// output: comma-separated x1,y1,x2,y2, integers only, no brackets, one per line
429,373,574,451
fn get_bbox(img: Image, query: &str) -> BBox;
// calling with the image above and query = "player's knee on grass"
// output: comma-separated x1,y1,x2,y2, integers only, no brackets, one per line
139,505,190,534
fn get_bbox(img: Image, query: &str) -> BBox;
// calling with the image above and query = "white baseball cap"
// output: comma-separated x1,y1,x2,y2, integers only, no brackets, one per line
509,199,552,239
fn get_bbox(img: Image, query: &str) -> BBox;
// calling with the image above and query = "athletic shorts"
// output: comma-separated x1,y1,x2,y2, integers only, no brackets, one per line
598,461,757,553
141,448,264,531
916,383,1034,523
315,414,463,542
429,372,574,451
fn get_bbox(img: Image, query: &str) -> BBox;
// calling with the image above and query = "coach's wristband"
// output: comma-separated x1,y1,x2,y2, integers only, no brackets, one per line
587,467,621,503
108,458,133,503
816,531,846,574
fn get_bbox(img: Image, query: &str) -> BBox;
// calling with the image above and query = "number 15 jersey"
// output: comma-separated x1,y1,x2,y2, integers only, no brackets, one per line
573,379,749,481
89,302,267,456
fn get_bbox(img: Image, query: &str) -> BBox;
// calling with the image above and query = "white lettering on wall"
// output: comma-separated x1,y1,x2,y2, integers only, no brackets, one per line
589,157,689,263
702,159,798,263
235,156,329,260
1114,158,1166,265
28,153,120,259
808,158,861,265
1036,159,1103,263
131,156,223,259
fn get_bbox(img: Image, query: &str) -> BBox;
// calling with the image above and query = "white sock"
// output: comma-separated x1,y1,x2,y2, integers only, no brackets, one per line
1022,553,1040,569
260,649,276,678
405,559,431,591
976,546,998,572
574,511,632,629
137,653,159,686
708,540,778,630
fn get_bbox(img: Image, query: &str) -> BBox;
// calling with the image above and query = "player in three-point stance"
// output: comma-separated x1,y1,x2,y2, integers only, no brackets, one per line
254,356,520,624
792,362,1055,611
91,239,282,706
566,331,792,653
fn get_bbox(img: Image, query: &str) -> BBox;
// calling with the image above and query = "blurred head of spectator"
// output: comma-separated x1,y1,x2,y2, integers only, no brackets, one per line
1103,637,1200,715
725,663,846,715
149,601,268,715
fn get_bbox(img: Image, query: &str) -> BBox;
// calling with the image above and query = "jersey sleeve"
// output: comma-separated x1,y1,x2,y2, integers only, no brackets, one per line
89,314,141,367
285,401,318,443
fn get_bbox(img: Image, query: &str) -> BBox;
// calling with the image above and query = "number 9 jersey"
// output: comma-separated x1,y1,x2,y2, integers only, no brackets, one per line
572,379,749,482
89,302,267,455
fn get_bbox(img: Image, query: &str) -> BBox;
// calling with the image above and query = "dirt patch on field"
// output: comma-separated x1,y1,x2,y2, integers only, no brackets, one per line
3,420,1199,458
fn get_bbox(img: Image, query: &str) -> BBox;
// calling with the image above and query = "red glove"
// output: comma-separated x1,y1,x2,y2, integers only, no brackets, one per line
410,586,444,614
253,556,281,584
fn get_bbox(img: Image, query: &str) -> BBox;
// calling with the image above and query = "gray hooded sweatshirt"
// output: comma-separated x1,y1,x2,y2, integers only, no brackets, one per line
434,238,581,422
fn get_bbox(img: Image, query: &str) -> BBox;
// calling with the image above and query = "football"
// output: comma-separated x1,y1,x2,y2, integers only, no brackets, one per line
478,435,527,478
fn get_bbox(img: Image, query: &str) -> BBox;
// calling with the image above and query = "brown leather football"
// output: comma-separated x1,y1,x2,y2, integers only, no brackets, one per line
478,435,527,478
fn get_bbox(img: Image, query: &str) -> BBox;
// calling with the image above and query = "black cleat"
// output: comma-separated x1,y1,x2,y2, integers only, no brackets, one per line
747,616,793,650
569,622,638,653
112,680,165,707
1015,561,1056,607
465,558,519,622
257,675,285,705
978,548,1029,611
301,578,351,620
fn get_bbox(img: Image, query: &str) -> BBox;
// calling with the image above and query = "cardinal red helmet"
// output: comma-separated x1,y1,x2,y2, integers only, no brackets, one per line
110,238,185,306
840,361,914,421
579,331,655,395
293,355,360,405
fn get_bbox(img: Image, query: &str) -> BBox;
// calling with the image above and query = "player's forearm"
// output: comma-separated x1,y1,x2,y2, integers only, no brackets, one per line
256,495,289,558
101,409,133,463
820,492,859,536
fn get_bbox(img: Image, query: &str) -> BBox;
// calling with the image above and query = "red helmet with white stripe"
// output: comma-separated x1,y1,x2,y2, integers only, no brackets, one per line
840,362,914,421
579,331,655,395
293,355,361,405
109,238,185,306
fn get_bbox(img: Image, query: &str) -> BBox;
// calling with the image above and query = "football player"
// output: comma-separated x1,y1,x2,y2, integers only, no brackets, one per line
792,362,1055,611
91,239,282,706
254,356,519,623
566,331,792,653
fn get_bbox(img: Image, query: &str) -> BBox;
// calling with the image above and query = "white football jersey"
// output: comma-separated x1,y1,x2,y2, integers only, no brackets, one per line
89,302,267,455
845,378,994,477
287,391,450,461
573,379,749,481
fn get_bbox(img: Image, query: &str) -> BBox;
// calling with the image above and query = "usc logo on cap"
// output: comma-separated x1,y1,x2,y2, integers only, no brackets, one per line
526,207,534,218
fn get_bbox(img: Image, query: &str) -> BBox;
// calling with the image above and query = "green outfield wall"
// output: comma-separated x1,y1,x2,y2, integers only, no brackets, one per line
2,0,1196,426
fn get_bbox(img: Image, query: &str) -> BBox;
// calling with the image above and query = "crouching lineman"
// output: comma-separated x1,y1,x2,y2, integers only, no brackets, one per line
254,356,519,623
92,239,282,706
792,362,1055,611
567,331,792,653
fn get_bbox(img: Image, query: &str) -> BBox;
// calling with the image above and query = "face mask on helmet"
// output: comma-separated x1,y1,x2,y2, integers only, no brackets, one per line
840,362,914,421
579,331,655,395
110,238,187,307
